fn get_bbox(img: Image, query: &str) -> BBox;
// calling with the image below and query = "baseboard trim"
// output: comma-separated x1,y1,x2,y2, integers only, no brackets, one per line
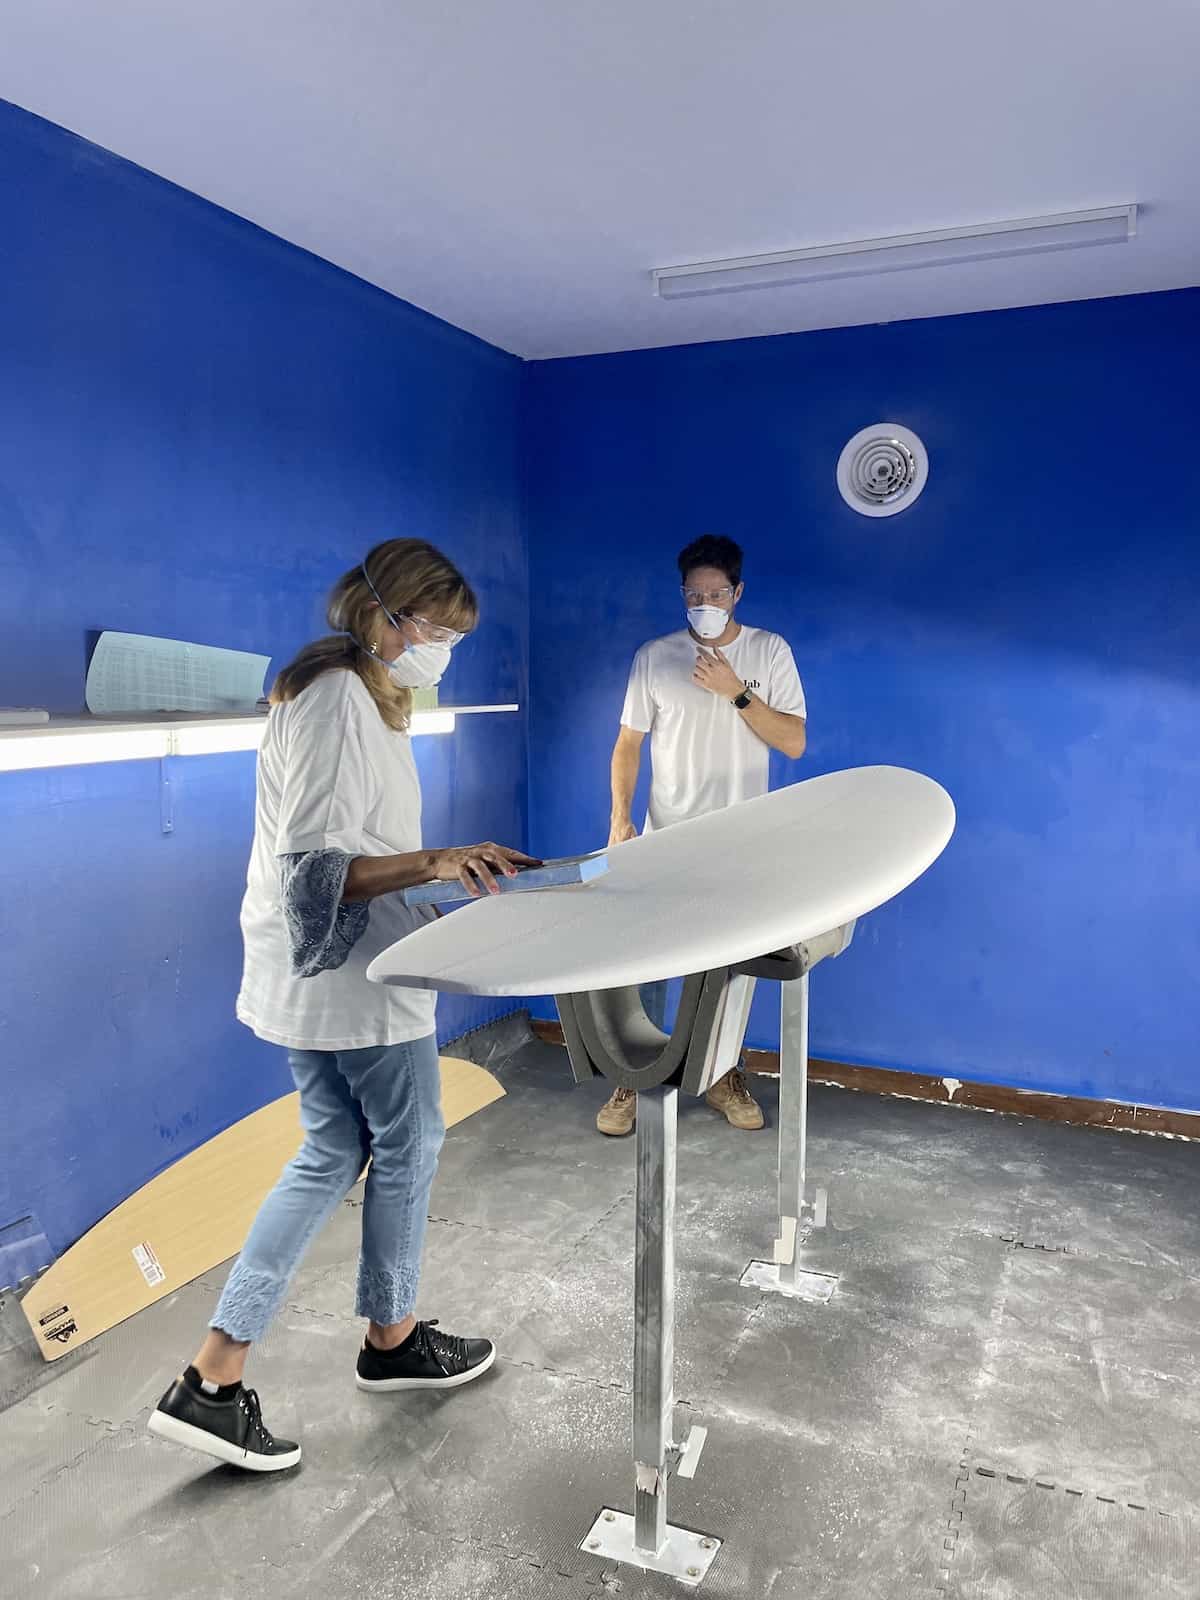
529,1019,1200,1142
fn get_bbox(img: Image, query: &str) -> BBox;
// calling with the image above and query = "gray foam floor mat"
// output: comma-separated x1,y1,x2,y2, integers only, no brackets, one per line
3,1040,1200,1599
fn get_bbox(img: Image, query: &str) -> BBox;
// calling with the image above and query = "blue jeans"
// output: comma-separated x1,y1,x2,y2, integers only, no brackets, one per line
212,1033,445,1343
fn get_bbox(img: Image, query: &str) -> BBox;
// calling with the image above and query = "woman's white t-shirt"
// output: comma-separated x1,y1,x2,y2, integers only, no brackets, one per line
237,670,437,1051
621,625,807,833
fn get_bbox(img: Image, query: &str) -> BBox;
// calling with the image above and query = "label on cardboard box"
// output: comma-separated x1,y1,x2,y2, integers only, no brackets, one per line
132,1241,166,1287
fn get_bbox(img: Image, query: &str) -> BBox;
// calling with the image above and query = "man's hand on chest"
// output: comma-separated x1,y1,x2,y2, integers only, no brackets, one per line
692,646,746,702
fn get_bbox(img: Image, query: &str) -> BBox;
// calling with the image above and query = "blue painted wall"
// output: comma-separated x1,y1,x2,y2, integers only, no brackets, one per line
525,290,1200,1112
3,93,1197,1264
0,101,528,1258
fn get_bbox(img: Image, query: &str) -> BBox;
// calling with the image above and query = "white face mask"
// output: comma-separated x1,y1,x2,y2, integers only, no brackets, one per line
385,640,452,689
686,604,730,641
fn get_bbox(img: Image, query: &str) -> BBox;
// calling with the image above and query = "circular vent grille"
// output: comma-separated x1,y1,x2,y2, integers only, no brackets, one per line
836,424,928,518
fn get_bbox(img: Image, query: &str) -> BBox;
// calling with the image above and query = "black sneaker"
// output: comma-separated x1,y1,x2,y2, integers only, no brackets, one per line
356,1320,496,1393
148,1376,301,1473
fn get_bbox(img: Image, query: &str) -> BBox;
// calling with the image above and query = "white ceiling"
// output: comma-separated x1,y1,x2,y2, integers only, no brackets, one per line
4,2,1198,360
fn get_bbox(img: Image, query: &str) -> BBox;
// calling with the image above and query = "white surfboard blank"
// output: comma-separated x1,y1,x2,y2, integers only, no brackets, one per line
368,767,955,997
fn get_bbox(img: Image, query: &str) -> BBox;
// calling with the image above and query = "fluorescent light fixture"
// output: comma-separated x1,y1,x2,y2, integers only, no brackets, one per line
0,705,505,772
170,720,267,756
653,205,1137,300
411,711,456,736
0,727,169,772
174,712,459,752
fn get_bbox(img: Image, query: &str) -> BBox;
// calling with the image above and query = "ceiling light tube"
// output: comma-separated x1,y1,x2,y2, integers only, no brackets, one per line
653,205,1137,300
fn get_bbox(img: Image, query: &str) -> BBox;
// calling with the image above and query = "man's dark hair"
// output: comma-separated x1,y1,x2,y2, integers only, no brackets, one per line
677,535,743,589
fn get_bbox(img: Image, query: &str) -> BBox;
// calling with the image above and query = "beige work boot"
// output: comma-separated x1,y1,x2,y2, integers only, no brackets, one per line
705,1069,765,1130
596,1086,637,1137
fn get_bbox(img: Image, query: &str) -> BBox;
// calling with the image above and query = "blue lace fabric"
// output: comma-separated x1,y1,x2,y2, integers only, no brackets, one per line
279,849,370,978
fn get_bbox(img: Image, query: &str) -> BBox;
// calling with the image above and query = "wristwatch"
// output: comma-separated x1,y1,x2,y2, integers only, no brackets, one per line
732,686,752,710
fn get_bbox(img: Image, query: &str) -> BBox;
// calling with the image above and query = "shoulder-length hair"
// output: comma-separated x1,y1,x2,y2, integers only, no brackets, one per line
272,539,478,731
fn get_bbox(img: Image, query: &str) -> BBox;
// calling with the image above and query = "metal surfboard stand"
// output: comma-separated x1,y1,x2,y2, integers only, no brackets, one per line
558,925,856,1585
558,970,740,1585
737,923,855,1301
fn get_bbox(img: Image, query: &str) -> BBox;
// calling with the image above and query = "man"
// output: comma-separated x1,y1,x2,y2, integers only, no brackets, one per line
598,534,808,1137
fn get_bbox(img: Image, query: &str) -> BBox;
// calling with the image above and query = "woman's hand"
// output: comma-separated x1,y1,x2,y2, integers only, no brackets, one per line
429,842,542,898
343,843,541,904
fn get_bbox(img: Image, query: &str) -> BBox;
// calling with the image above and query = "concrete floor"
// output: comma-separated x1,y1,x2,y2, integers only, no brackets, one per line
3,1035,1200,1599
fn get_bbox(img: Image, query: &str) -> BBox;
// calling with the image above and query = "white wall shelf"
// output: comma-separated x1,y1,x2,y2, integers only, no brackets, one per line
0,706,520,772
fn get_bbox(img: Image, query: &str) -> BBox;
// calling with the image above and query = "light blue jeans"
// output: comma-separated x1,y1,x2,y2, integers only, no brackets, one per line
212,1033,445,1343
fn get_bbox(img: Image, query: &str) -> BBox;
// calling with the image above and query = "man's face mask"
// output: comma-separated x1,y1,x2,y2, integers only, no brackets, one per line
682,577,738,640
685,604,729,641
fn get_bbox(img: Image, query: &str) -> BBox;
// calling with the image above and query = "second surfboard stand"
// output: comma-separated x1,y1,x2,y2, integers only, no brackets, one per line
556,923,854,1587
738,922,855,1301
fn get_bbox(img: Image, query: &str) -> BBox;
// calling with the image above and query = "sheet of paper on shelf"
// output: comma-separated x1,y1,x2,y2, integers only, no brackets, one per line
86,632,270,715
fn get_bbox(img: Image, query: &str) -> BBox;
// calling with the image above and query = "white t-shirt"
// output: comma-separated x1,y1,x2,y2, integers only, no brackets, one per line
237,670,437,1051
621,625,807,832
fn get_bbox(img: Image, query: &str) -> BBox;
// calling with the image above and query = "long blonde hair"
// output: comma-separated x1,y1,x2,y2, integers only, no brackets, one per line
272,539,478,731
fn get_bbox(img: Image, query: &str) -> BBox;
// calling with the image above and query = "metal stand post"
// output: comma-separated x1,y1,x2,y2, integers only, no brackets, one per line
777,973,827,1283
739,969,838,1303
582,1084,720,1585
633,1083,675,1554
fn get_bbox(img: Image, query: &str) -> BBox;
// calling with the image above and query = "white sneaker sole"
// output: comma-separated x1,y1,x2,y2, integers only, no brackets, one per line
147,1409,302,1472
355,1342,497,1393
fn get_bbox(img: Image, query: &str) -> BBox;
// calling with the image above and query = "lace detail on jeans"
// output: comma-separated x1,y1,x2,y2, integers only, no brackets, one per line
356,1262,421,1326
279,849,370,978
211,1261,288,1344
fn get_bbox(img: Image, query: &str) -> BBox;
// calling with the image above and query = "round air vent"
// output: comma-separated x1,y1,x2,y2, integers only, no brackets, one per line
836,424,928,517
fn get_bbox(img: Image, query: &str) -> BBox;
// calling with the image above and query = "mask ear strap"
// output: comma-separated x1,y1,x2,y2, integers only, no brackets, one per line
361,561,411,659
361,560,388,613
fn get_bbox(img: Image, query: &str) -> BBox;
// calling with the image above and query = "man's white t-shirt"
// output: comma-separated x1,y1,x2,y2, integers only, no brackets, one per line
621,625,807,832
237,670,437,1052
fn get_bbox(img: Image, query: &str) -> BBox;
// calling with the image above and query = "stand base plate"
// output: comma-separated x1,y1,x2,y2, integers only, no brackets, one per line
740,1259,839,1302
581,1508,722,1586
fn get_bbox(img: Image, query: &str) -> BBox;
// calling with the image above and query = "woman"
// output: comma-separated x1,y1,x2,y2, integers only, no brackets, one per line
148,539,535,1472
